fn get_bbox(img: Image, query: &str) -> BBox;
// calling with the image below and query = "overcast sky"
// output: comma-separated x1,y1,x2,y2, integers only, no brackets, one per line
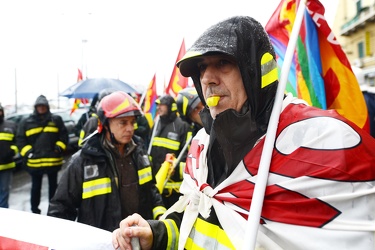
0,0,338,108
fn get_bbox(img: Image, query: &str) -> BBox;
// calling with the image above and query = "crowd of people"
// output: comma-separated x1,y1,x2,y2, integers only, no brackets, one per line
1,14,375,250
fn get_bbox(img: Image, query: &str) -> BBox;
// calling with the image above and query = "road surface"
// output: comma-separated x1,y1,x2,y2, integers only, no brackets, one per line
9,152,73,215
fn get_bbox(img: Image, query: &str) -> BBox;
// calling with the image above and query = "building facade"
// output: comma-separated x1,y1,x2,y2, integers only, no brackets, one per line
334,0,375,86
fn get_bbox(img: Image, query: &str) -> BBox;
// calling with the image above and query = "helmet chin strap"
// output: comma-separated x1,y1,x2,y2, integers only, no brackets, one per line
106,124,118,145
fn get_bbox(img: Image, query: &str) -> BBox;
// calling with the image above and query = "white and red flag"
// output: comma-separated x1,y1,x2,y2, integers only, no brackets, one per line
0,208,112,249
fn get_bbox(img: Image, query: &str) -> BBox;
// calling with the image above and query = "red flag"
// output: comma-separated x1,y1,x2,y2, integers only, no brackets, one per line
165,39,188,98
71,68,88,114
143,74,158,128
77,68,83,82
265,0,369,131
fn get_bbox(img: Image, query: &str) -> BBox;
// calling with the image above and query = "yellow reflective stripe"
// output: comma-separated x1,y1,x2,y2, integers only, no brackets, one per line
0,132,14,141
10,145,19,154
152,137,180,151
185,218,234,250
138,166,152,185
25,126,59,136
164,181,182,189
111,98,130,115
162,219,179,250
27,157,64,167
179,162,185,179
134,122,138,130
56,141,67,150
20,145,32,156
182,96,189,116
43,126,59,133
78,130,85,146
0,162,15,171
152,205,167,219
261,52,278,88
82,177,112,199
26,127,43,136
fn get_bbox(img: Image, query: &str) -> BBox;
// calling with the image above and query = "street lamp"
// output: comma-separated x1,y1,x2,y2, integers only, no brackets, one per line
81,39,88,79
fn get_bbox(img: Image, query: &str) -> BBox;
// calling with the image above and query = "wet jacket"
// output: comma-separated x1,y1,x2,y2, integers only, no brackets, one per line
17,110,68,174
47,134,166,232
148,16,279,249
0,120,18,171
150,113,191,203
77,114,98,147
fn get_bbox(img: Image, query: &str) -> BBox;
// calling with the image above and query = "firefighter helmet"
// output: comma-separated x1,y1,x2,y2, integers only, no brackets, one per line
155,94,177,112
175,87,201,123
97,91,142,133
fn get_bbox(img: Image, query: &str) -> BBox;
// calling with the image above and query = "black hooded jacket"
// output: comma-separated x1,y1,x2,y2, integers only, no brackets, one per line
178,16,278,187
17,95,69,174
147,16,280,249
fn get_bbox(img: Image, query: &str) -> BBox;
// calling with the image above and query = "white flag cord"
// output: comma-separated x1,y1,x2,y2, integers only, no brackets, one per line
242,1,307,249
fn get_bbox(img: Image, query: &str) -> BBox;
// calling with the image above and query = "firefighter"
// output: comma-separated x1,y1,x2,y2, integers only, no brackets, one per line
17,95,68,214
149,94,190,208
112,16,375,250
48,91,166,232
0,104,18,208
175,87,204,137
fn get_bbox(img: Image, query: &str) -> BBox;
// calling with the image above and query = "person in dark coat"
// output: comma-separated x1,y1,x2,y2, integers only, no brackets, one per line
149,94,190,208
47,91,166,232
17,95,68,214
112,16,375,250
0,104,18,208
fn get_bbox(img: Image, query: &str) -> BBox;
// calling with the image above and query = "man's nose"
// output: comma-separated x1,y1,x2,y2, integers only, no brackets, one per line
201,66,217,86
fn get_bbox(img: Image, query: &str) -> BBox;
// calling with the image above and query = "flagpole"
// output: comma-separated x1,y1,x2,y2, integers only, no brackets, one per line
242,1,307,249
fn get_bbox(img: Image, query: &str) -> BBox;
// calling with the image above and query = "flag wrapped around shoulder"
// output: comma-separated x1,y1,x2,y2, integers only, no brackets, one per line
165,39,188,98
143,74,158,128
265,0,369,131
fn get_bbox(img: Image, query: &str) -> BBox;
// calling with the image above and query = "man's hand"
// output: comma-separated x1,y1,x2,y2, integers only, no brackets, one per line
112,213,153,250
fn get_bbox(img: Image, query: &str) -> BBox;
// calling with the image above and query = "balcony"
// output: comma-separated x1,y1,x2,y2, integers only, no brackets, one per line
340,5,375,36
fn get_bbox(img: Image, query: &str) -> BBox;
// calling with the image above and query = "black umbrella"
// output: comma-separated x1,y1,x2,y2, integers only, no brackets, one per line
60,78,139,99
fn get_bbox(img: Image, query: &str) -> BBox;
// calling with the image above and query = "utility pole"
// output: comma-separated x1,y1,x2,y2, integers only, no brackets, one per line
14,68,17,113
81,39,88,79
57,73,60,109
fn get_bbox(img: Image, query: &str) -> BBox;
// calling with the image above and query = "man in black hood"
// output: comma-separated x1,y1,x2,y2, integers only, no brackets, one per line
148,94,190,208
17,95,68,214
112,16,375,250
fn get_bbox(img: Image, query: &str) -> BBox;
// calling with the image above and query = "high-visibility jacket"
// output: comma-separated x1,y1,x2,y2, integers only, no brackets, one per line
48,134,166,232
17,111,68,174
0,120,18,171
150,114,191,204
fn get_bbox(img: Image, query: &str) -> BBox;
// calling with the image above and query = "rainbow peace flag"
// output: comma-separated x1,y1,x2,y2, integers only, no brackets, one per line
143,74,158,128
265,0,369,131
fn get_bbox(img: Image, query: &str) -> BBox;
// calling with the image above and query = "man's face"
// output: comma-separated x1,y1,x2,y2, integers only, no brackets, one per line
198,55,247,119
107,116,136,145
36,105,48,114
156,104,169,117
189,102,204,126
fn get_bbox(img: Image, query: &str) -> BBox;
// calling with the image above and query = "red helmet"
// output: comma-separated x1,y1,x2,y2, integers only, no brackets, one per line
97,91,142,133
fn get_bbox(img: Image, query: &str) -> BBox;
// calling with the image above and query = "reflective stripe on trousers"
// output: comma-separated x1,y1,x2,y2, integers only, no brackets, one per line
185,217,234,250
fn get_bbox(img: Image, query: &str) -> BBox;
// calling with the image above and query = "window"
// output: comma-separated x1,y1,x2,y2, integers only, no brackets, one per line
358,42,364,58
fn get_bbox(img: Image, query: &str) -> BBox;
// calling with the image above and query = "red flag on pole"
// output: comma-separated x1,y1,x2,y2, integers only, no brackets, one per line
71,68,89,114
165,39,188,98
77,68,83,82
